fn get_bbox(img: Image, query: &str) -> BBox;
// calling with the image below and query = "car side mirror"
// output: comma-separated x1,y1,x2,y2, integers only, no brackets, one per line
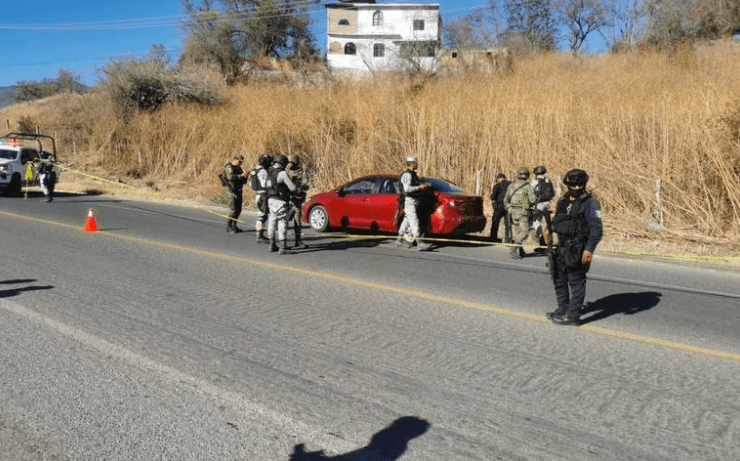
337,187,346,198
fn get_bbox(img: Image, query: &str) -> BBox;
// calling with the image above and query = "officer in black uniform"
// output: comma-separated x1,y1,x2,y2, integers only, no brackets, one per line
547,169,603,325
489,172,511,243
223,154,247,233
531,165,555,251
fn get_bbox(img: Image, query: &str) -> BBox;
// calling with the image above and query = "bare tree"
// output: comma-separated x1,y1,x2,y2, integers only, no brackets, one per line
600,0,649,51
444,11,500,50
496,0,558,53
560,0,608,52
180,0,320,84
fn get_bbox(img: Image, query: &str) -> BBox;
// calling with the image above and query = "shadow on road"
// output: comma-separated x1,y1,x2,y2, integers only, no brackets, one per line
0,279,53,298
579,291,662,325
289,416,430,461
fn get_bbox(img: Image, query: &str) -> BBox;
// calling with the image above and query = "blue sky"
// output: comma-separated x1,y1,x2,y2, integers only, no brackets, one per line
0,1,602,86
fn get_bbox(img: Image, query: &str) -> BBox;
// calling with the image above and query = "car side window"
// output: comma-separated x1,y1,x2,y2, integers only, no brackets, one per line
343,178,377,195
379,178,396,194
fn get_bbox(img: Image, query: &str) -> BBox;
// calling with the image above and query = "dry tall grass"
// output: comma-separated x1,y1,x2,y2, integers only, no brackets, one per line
3,42,740,254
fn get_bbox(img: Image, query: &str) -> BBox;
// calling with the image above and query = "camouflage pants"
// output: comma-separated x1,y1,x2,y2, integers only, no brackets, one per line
509,208,535,245
267,198,290,241
398,199,421,240
255,193,268,229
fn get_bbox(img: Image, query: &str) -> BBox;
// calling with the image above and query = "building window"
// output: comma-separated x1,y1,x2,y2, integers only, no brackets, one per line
413,20,425,31
344,43,356,55
338,19,349,26
373,43,385,57
373,11,382,26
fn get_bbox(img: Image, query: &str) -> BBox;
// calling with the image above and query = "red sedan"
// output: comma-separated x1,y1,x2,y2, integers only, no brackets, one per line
301,174,486,235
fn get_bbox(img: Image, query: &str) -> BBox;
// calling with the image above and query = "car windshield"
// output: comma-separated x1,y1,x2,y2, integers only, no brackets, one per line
424,178,465,194
0,149,18,160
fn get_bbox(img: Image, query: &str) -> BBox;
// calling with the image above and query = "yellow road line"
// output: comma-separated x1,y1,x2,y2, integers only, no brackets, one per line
4,209,740,364
54,164,740,262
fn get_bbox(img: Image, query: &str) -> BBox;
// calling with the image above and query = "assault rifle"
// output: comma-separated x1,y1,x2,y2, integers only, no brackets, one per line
544,210,556,280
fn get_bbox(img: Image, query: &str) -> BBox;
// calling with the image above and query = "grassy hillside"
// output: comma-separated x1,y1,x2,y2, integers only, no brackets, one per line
0,87,15,109
2,43,739,256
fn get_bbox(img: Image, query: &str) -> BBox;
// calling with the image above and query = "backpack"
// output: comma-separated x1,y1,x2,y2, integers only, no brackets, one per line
248,168,261,191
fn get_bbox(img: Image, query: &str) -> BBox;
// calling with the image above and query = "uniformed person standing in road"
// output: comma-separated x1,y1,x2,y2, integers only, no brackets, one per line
531,165,555,251
266,154,297,254
224,154,247,233
547,169,603,325
396,156,431,251
489,172,511,243
253,153,272,243
38,151,57,202
287,154,309,249
504,167,536,259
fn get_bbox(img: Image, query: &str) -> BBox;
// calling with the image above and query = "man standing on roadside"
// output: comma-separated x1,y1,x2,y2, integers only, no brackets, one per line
531,165,555,252
489,172,511,243
504,167,536,259
396,156,431,251
266,154,297,255
547,169,603,326
223,154,247,233
253,153,272,243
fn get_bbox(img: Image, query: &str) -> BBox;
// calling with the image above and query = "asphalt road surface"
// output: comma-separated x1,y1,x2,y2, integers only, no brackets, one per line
1,191,739,461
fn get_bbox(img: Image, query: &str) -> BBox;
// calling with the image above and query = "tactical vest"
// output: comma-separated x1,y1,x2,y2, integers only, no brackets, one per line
223,164,245,193
552,192,593,244
533,178,555,203
267,166,290,201
401,169,421,198
507,180,531,209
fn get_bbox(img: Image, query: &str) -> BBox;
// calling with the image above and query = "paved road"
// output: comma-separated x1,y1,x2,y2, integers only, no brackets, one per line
1,192,739,460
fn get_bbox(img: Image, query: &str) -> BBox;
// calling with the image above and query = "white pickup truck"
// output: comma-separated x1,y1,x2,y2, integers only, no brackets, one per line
0,132,59,197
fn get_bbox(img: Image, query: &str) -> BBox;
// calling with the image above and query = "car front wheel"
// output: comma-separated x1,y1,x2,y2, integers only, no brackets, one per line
309,205,329,232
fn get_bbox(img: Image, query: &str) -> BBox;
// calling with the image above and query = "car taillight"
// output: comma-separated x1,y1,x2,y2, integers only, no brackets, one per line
445,198,465,208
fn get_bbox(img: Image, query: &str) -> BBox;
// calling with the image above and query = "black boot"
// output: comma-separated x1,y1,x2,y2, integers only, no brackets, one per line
255,229,269,243
279,240,292,255
227,220,235,233
294,229,307,249
269,239,278,252
551,312,580,326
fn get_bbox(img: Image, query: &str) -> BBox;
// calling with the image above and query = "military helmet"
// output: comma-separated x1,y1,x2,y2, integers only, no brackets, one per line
288,154,300,166
233,153,244,162
563,169,589,187
516,167,530,179
274,154,289,166
406,156,418,164
259,153,272,168
533,165,547,175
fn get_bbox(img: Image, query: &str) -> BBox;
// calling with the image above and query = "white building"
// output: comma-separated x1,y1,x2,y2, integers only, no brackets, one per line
325,1,441,73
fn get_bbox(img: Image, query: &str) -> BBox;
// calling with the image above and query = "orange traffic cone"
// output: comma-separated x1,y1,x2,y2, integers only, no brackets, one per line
84,208,98,232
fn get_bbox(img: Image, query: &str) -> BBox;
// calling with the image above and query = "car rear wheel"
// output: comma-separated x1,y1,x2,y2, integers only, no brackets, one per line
308,205,329,232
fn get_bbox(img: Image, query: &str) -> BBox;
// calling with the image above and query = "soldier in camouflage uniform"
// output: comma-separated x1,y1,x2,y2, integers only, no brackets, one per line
286,154,310,249
504,167,536,259
223,154,247,233
253,153,272,243
266,154,298,254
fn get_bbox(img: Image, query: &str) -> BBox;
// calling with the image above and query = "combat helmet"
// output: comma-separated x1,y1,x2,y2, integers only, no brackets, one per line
274,154,289,167
533,165,547,175
259,153,273,168
516,168,530,179
288,154,301,167
563,169,589,187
